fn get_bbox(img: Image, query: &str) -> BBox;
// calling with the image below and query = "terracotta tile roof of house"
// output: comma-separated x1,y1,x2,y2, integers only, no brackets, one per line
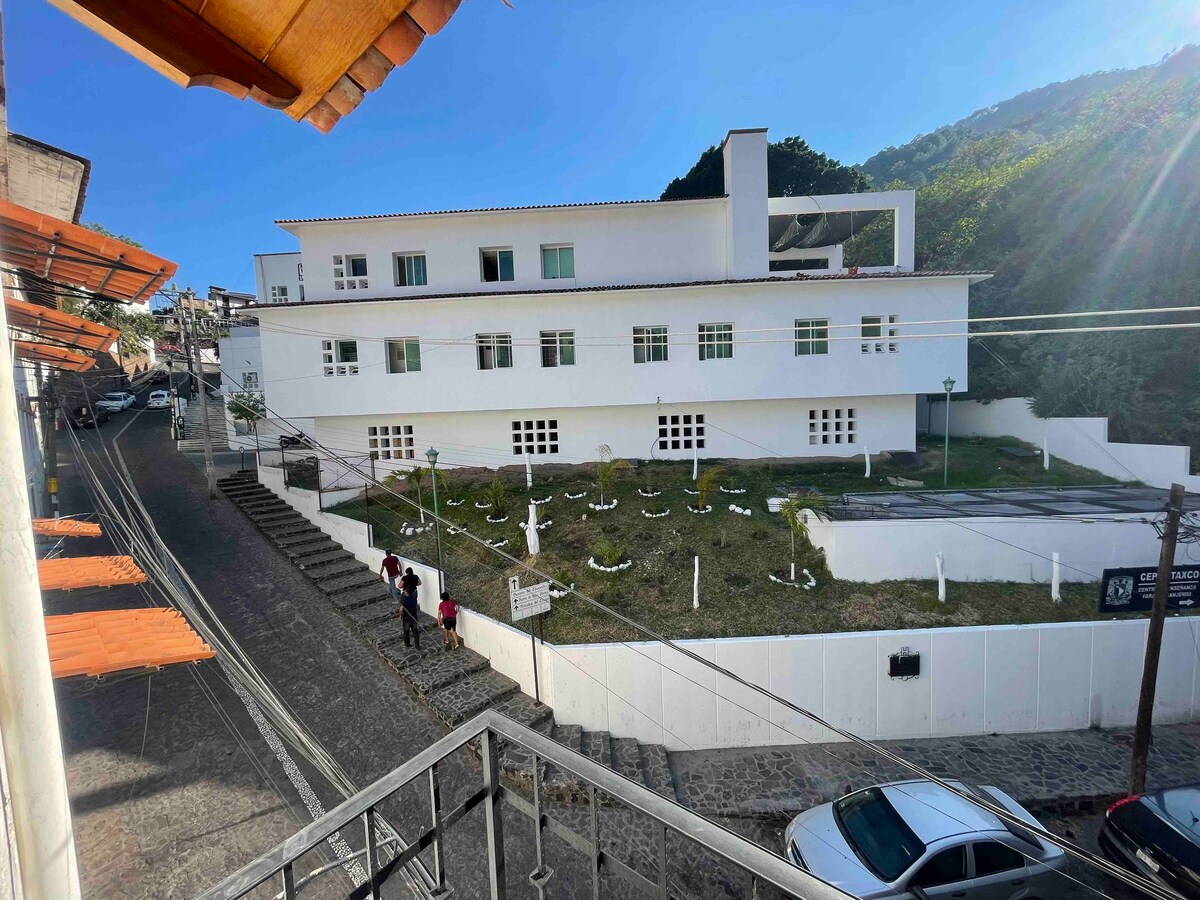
276,195,728,225
37,556,148,591
13,339,96,373
45,608,216,679
6,298,121,354
31,518,102,538
257,271,994,310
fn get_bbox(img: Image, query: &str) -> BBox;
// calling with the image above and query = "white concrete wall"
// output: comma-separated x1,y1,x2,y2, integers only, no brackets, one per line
926,397,1199,491
254,252,303,305
544,619,1200,749
807,513,1182,584
723,129,768,279
255,277,971,422
314,394,915,471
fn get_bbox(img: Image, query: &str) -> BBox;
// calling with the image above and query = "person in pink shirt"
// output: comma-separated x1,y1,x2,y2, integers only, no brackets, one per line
437,591,460,651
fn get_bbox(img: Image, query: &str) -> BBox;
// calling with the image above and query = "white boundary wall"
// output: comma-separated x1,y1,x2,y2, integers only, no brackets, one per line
924,396,1199,491
542,619,1200,750
807,513,1178,583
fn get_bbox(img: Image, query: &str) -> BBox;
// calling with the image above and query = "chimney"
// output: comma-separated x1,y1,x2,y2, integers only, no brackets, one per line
721,129,768,279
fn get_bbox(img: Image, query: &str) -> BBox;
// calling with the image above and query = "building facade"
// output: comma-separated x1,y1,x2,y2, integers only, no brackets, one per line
252,129,986,472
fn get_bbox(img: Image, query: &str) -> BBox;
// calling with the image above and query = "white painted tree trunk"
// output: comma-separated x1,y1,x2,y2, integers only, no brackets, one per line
935,552,946,602
525,453,533,488
1051,552,1062,602
693,555,700,609
1043,436,1050,471
864,446,871,478
692,443,698,481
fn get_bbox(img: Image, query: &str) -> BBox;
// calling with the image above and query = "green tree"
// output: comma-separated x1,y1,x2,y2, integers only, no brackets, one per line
777,496,830,579
695,465,725,511
482,477,508,518
226,390,265,436
593,444,632,505
83,222,144,248
661,136,868,200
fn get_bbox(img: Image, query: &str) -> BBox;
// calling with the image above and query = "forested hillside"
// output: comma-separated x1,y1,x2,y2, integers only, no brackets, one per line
664,47,1200,462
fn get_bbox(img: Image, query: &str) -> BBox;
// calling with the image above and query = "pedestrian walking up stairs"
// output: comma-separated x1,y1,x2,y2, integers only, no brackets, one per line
177,398,230,453
216,469,680,803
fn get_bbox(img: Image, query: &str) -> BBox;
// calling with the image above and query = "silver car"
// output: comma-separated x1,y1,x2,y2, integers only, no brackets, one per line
785,779,1067,899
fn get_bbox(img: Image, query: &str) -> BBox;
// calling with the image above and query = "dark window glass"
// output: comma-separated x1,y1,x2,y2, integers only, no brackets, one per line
912,846,967,888
972,842,1024,877
833,788,926,881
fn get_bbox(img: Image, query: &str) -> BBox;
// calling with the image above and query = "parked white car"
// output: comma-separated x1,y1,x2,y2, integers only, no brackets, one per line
96,391,136,412
146,390,171,410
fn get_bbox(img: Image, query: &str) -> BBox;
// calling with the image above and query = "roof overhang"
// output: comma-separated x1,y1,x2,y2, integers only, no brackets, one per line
32,518,103,538
13,339,96,372
0,200,177,302
45,608,216,678
6,297,120,353
37,555,147,590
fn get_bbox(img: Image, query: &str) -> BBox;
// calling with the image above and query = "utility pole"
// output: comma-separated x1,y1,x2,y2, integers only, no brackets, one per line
1130,482,1186,795
39,366,58,518
188,295,217,498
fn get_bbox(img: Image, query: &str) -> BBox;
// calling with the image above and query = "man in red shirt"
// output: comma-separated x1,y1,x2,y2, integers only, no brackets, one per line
437,591,460,651
379,550,401,599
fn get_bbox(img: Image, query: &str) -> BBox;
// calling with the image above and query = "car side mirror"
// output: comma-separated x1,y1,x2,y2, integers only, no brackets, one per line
910,888,930,900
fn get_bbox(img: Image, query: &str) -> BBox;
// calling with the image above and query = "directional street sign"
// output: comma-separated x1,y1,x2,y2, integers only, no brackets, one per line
1099,566,1200,614
509,576,552,622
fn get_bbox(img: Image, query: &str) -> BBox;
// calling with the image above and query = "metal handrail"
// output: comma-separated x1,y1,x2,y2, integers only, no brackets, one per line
197,709,855,900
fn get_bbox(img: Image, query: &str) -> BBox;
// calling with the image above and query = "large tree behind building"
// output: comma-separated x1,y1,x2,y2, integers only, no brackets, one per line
661,136,868,200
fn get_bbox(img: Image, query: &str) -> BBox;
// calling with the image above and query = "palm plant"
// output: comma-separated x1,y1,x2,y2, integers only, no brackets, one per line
403,466,429,522
594,455,632,506
695,465,725,510
778,495,831,581
482,477,508,518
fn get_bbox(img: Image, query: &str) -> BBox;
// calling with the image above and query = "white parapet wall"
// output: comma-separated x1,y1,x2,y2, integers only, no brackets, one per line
923,396,1199,491
807,513,1177,583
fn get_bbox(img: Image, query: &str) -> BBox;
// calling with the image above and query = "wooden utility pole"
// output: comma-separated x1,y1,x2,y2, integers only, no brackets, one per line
1130,482,1186,794
188,296,217,498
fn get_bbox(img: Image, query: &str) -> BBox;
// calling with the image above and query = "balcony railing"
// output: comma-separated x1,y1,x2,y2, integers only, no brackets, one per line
197,709,853,900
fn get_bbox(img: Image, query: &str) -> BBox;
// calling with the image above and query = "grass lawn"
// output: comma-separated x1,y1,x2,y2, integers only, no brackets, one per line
329,437,1135,645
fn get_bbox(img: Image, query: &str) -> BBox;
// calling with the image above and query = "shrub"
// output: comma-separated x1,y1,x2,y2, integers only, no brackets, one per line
590,537,626,567
482,477,508,518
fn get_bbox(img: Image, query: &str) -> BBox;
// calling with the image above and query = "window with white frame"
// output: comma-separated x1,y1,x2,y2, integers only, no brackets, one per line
808,408,857,445
657,413,705,451
541,245,575,279
242,371,260,390
367,424,415,460
698,322,733,360
633,326,668,363
476,333,513,370
321,339,359,376
540,330,575,367
394,253,427,287
512,418,559,456
333,254,368,290
385,338,421,374
480,248,514,282
861,315,899,353
795,318,830,356
269,285,288,303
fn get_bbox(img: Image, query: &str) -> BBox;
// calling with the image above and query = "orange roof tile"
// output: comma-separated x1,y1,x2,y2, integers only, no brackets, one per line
13,339,95,372
45,608,216,678
37,556,147,591
31,518,103,537
6,298,120,353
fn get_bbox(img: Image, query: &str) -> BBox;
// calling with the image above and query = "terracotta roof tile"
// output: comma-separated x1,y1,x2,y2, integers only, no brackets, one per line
38,556,147,591
31,518,102,538
45,608,215,679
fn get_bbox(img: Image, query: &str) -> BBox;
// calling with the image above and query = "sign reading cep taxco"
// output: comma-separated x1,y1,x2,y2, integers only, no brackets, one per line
1099,566,1200,614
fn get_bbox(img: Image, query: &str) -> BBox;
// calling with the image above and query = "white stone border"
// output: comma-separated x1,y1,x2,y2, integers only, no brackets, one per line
687,504,713,514
637,488,662,498
565,490,588,500
535,519,553,531
728,504,752,517
641,509,670,518
399,522,434,535
485,538,510,549
720,486,747,495
769,569,817,589
446,499,465,507
549,582,575,599
474,501,491,510
588,556,633,572
486,514,509,524
531,495,554,505
588,499,618,511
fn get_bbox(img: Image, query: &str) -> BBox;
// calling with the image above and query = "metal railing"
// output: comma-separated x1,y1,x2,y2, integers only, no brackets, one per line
197,710,853,900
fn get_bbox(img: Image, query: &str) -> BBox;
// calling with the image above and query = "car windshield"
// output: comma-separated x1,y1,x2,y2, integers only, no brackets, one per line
833,788,926,881
105,393,124,400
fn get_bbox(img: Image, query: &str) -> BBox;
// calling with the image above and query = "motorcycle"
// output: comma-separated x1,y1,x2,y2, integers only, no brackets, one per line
279,431,314,449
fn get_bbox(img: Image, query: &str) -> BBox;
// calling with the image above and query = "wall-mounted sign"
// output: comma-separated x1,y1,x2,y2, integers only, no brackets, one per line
509,576,551,622
1099,566,1200,614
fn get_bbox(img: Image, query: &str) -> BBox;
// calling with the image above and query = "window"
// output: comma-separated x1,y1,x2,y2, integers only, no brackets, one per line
769,258,829,272
540,330,575,367
333,254,368,290
862,315,899,353
269,285,288,303
394,253,428,287
657,413,705,452
477,333,513,370
512,418,559,456
698,322,733,361
541,245,575,279
971,842,1024,878
386,338,422,374
795,318,830,356
367,424,414,460
808,408,857,445
480,248,514,282
321,340,359,376
633,326,669,364
911,846,967,889
833,788,925,882
242,371,260,391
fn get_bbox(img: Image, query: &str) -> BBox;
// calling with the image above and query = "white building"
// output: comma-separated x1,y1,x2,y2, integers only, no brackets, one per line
254,251,304,305
251,129,987,472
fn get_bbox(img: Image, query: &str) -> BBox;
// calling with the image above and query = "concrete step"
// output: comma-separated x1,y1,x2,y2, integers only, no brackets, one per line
308,559,368,582
219,481,265,495
261,521,320,538
581,730,612,770
610,738,643,785
404,647,490,695
551,723,583,754
275,532,334,549
365,613,438,649
318,571,380,596
281,539,340,560
639,743,675,799
343,598,400,630
543,724,585,799
237,497,288,511
295,548,354,570
327,583,392,611
424,668,520,728
378,640,439,672
250,510,306,525
491,691,553,732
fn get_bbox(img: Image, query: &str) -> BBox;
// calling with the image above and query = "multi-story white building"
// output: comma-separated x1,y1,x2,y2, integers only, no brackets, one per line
251,129,987,472
254,251,304,305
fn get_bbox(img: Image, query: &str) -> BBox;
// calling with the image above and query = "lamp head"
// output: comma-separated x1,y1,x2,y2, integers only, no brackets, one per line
942,377,956,393
425,447,439,466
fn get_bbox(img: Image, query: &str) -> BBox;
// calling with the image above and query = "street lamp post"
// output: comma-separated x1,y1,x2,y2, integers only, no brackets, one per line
426,447,445,591
942,377,956,486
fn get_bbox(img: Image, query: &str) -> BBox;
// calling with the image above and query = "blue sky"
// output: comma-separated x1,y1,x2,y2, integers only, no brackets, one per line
8,0,1198,296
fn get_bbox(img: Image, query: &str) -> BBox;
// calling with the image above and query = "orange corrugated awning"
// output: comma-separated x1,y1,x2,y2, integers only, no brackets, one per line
13,339,95,372
45,608,216,678
32,518,102,537
37,555,147,591
0,199,177,303
6,297,120,353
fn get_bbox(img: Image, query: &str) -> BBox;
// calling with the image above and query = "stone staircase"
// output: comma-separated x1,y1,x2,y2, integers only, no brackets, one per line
216,470,680,801
177,397,230,453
